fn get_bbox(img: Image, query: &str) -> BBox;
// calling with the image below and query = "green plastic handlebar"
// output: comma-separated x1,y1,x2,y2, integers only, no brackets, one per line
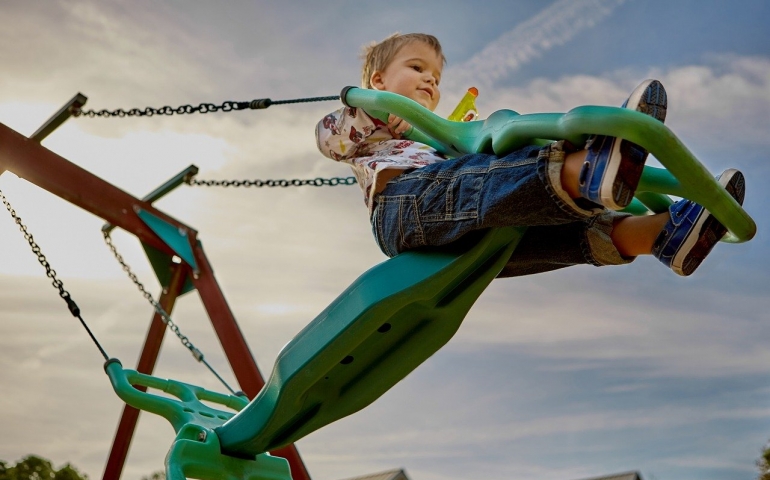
340,87,756,243
104,359,292,480
104,358,248,432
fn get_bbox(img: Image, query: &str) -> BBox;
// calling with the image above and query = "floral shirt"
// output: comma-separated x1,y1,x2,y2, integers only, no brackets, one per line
315,106,448,216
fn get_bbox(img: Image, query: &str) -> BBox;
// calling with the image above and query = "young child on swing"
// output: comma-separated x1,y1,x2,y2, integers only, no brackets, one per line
315,33,745,277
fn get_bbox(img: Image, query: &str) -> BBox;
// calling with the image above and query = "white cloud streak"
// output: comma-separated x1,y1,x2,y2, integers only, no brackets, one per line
447,0,627,92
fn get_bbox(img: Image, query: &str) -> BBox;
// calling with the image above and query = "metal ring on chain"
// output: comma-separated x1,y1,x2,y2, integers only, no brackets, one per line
74,95,341,118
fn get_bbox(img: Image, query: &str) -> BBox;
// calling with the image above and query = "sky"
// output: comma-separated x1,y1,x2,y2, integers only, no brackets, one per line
0,1,769,480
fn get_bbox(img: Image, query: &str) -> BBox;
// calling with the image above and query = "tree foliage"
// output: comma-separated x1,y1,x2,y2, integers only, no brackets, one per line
758,442,770,480
140,471,165,480
0,456,87,480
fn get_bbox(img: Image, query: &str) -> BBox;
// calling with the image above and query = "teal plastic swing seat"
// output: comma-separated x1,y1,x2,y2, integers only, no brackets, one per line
105,87,755,480
105,225,524,479
215,226,524,455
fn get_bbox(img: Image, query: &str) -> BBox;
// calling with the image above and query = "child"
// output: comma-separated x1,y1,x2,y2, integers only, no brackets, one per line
315,33,745,277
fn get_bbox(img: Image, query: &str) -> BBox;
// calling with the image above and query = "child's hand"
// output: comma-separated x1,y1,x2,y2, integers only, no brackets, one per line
387,114,411,138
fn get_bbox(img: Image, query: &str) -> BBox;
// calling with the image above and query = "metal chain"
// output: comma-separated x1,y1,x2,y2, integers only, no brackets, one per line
102,231,238,395
74,95,340,118
187,176,357,188
0,189,110,360
0,187,239,394
102,232,199,354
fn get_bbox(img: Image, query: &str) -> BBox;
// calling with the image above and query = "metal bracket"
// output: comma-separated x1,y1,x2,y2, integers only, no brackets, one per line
135,208,199,275
30,93,88,143
102,164,199,236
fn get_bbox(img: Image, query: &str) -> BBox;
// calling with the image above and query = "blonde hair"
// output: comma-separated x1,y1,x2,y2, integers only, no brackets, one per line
361,33,446,88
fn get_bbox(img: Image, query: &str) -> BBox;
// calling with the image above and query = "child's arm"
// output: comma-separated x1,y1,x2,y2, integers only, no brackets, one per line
315,107,379,162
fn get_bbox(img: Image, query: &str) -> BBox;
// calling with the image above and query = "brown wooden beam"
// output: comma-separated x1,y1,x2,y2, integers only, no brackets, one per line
0,121,188,255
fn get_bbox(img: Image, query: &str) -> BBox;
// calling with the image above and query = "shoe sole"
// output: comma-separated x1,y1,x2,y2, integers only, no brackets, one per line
671,169,746,276
622,79,667,123
601,80,668,209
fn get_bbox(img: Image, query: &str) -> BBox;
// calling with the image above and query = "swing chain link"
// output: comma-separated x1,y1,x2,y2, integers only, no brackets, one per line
187,176,357,188
73,95,341,118
1,190,80,316
1,189,112,360
102,231,203,361
1,190,235,391
102,231,240,394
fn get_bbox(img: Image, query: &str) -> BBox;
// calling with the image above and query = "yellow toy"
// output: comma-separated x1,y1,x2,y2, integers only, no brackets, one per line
448,87,479,122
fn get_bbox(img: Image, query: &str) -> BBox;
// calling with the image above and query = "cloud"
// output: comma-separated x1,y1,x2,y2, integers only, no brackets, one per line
458,55,770,173
2,2,769,480
296,352,770,479
5,51,766,383
451,276,770,378
445,0,628,93
0,0,296,122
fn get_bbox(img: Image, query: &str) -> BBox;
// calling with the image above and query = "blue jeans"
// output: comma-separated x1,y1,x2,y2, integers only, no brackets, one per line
370,142,633,277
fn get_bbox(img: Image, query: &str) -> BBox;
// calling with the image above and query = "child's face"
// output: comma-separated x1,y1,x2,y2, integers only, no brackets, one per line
370,41,442,111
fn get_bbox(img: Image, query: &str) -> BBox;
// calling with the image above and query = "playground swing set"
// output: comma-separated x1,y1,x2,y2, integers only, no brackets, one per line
0,85,756,480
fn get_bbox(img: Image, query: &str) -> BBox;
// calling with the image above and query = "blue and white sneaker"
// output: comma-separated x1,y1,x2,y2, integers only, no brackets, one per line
652,169,746,276
579,79,668,210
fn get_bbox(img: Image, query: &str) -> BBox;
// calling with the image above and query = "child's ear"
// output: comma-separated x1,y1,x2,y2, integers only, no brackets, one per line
370,71,385,90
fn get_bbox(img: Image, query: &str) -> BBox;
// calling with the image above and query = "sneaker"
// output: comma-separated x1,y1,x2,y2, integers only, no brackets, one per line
579,79,668,210
652,169,746,276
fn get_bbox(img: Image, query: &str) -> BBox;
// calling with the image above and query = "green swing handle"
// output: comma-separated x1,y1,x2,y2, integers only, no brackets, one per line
104,358,248,433
104,360,292,480
340,87,756,243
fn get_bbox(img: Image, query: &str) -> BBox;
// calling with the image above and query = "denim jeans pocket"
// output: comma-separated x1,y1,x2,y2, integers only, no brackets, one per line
419,170,484,223
375,194,425,257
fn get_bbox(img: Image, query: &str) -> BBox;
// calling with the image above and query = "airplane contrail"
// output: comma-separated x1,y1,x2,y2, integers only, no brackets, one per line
447,0,628,91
